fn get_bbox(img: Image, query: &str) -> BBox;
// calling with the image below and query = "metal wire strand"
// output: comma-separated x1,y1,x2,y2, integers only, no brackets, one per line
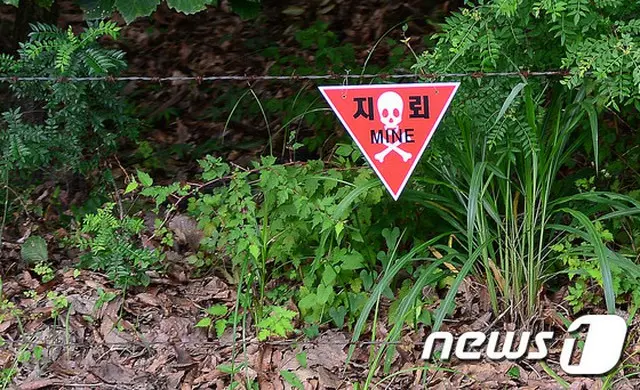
0,70,581,83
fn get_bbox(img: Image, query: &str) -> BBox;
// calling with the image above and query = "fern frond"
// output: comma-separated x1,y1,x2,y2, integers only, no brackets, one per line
0,53,17,73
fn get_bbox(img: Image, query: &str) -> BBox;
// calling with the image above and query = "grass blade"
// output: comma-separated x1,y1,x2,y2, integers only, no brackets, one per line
581,101,599,172
494,82,526,125
467,162,487,249
347,233,450,363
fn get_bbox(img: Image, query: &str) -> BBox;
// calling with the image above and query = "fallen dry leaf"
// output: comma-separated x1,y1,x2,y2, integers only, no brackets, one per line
169,214,203,251
91,362,136,384
304,331,348,371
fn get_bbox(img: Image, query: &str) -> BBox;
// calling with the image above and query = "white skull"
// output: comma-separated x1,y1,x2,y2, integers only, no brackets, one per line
377,91,403,130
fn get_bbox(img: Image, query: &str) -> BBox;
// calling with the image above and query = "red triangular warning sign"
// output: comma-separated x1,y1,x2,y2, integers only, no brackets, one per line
319,82,459,200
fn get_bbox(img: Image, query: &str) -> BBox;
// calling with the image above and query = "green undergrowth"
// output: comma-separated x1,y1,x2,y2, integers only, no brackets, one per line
131,152,450,330
70,151,460,379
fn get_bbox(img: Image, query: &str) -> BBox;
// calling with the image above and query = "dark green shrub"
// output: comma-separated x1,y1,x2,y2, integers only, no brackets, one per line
0,21,136,177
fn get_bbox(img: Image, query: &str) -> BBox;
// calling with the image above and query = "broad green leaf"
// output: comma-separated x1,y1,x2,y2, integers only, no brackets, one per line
322,265,337,285
124,180,138,195
316,284,332,304
214,319,227,337
166,0,210,14
115,0,160,23
206,304,228,317
381,227,400,254
328,306,346,328
297,293,316,310
341,251,364,270
195,317,212,328
296,352,307,368
280,370,304,390
249,244,260,260
137,170,153,187
334,144,353,157
21,236,48,264
507,366,520,379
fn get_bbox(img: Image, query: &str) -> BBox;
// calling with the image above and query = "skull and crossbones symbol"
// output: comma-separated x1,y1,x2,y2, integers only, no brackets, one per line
374,91,412,163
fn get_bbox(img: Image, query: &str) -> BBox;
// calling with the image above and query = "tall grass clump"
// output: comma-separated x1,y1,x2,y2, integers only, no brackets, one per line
423,84,640,323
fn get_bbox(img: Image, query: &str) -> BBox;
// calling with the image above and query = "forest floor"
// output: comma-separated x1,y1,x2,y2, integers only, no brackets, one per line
1,1,639,389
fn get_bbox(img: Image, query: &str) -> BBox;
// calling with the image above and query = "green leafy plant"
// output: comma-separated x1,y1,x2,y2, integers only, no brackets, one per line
33,262,55,283
20,236,55,282
94,288,118,311
0,296,30,389
553,226,640,313
137,152,447,340
256,306,297,340
280,370,304,390
0,342,44,390
132,152,454,385
46,291,69,319
0,22,136,178
195,304,229,338
76,203,164,288
20,235,47,264
0,278,22,326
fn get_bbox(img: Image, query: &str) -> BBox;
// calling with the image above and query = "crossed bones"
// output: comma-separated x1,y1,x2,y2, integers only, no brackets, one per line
374,129,412,163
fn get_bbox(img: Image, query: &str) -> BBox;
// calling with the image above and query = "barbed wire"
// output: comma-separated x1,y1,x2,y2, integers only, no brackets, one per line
0,70,581,83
